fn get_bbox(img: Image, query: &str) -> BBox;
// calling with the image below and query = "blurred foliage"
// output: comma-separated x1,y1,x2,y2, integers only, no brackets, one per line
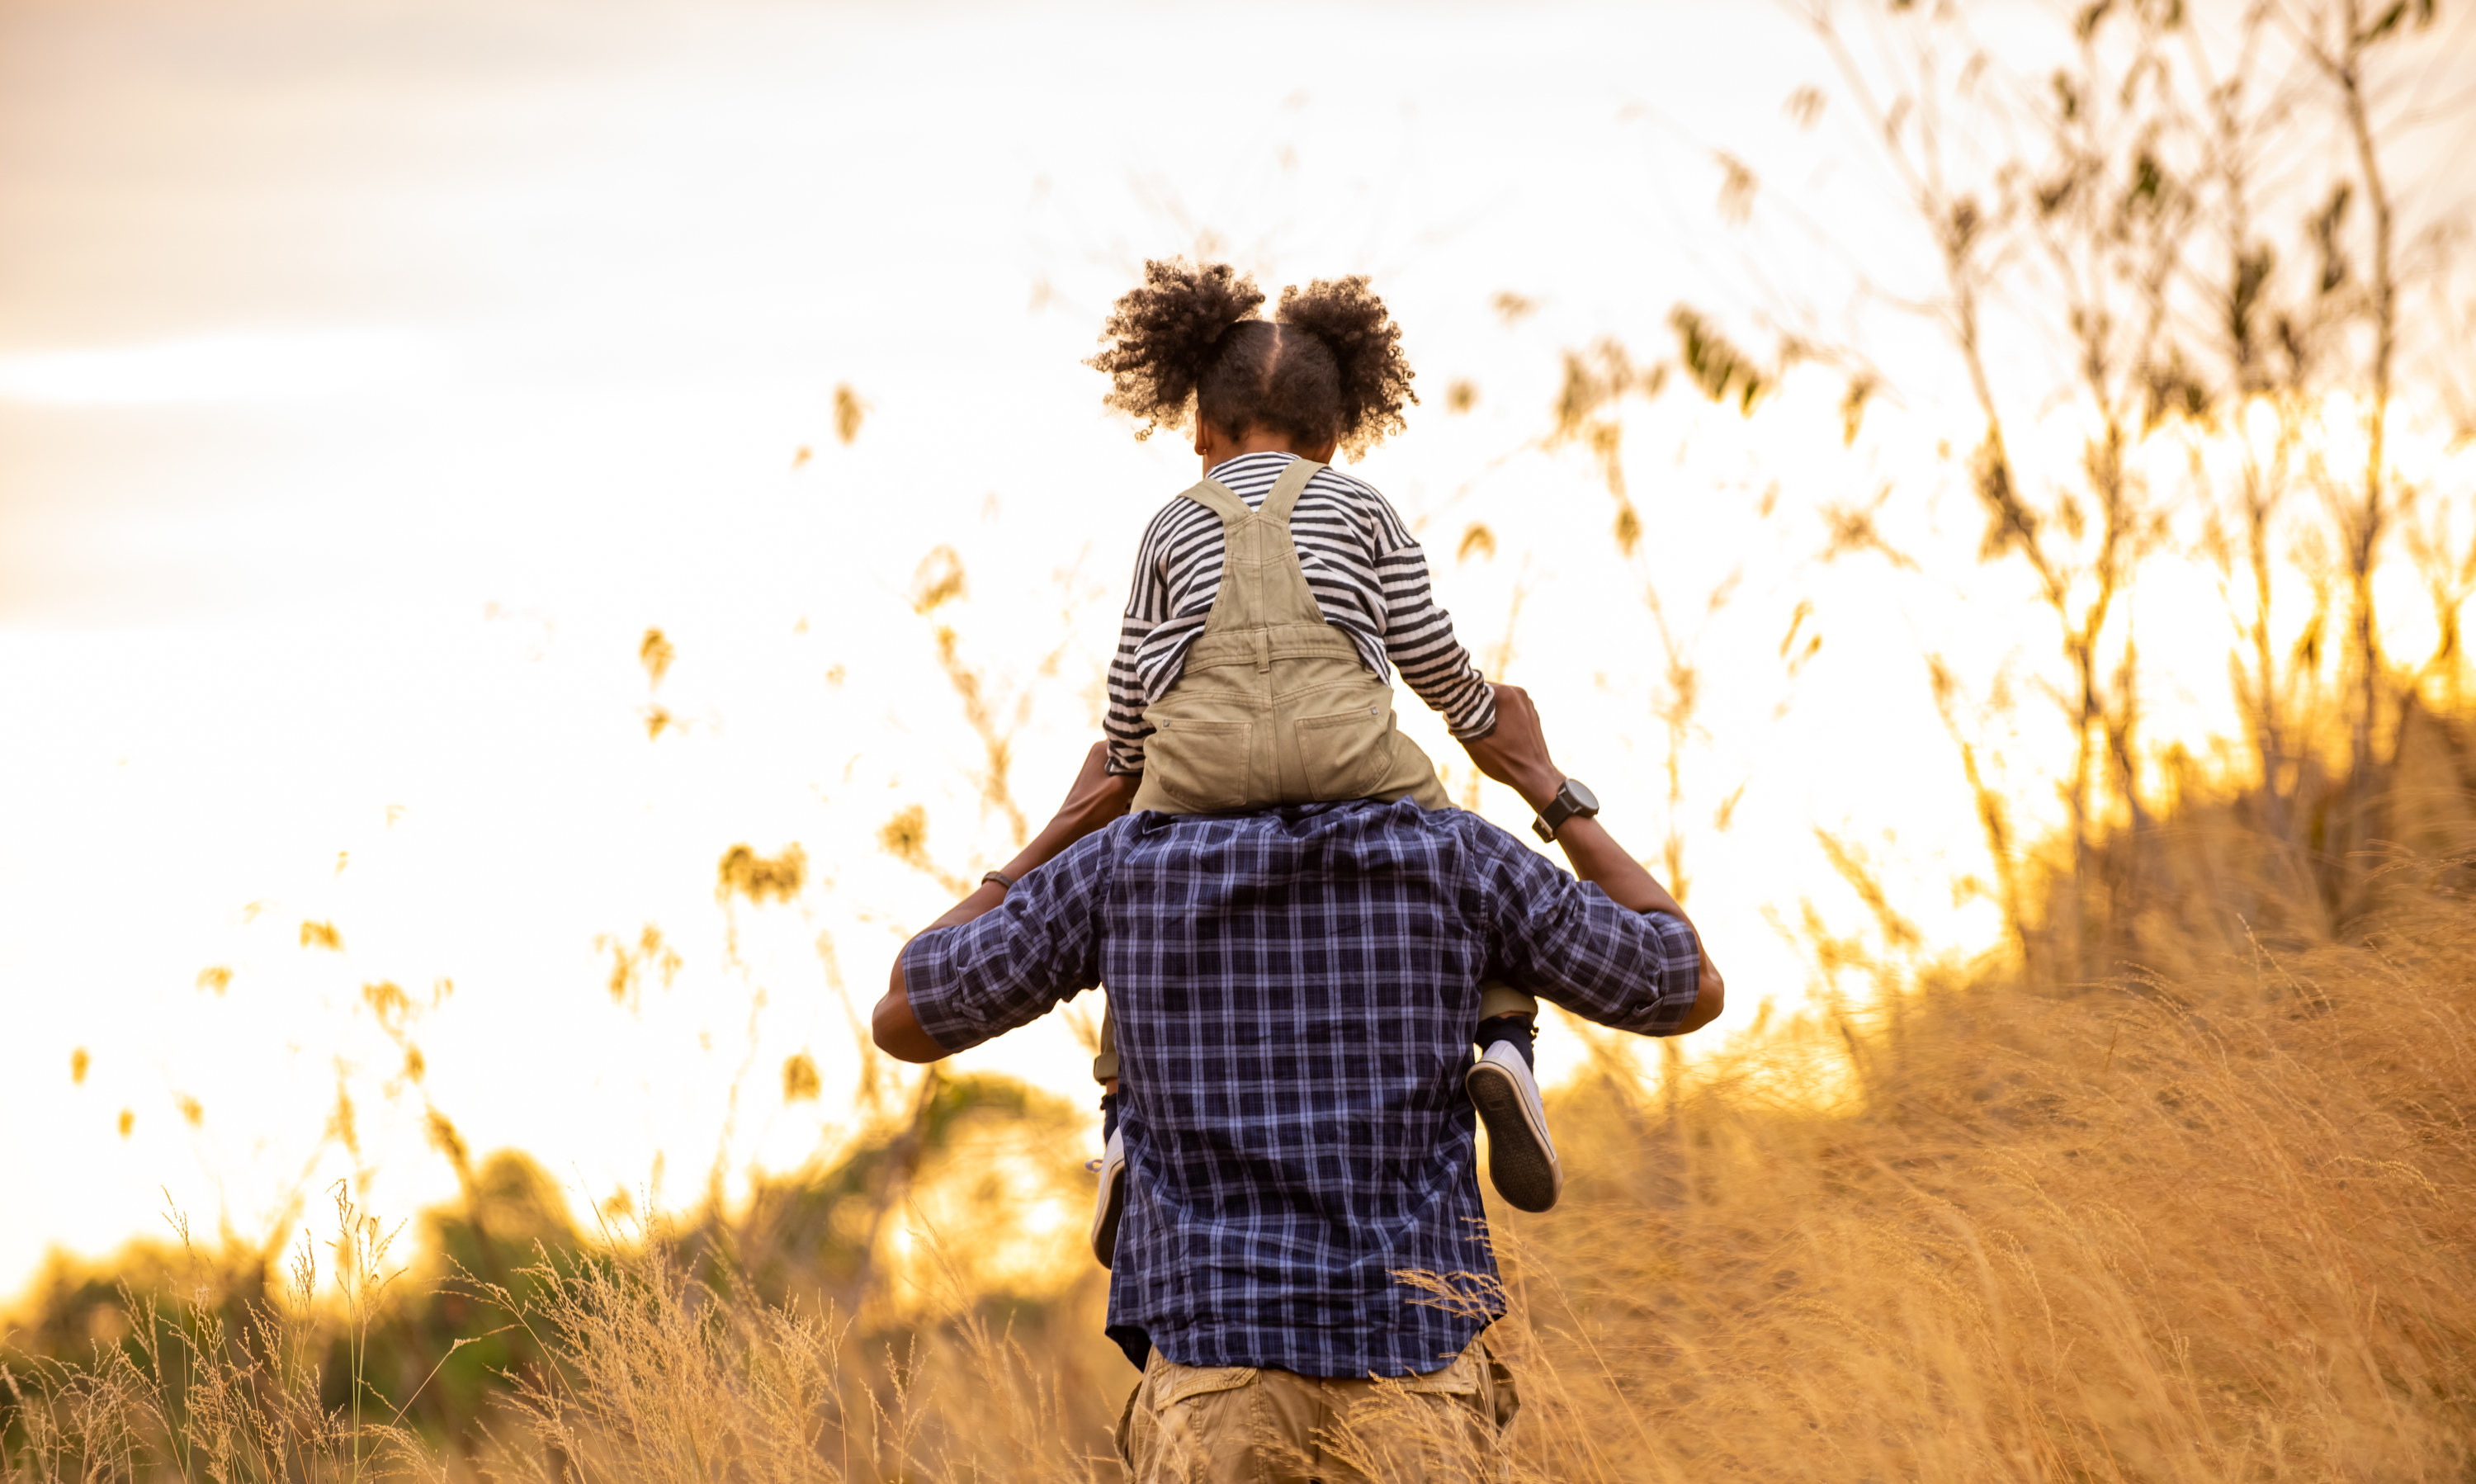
1,1074,1100,1472
716,843,806,906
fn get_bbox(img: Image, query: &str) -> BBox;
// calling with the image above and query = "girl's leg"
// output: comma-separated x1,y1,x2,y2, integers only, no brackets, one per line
1094,1000,1121,1133
1467,984,1560,1212
1473,985,1539,1068
1091,1001,1128,1265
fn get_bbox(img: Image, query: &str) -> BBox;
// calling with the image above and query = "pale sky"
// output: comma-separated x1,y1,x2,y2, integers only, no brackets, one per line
3,0,2472,1302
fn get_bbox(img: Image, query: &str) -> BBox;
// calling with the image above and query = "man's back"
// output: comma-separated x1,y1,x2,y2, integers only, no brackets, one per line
900,797,1702,1378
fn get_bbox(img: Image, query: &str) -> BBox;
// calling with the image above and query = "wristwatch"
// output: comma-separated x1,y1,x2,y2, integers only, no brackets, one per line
1532,778,1601,842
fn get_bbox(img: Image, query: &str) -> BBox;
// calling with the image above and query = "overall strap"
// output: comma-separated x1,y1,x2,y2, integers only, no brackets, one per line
1260,457,1324,527
1175,478,1250,526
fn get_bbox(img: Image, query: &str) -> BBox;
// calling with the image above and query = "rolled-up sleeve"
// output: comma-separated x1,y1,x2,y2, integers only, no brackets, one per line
1469,828,1703,1035
899,831,1113,1053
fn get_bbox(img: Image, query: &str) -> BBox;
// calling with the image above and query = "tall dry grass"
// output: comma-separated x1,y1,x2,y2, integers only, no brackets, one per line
12,761,2475,1480
1481,890,2476,1480
2,1194,437,1482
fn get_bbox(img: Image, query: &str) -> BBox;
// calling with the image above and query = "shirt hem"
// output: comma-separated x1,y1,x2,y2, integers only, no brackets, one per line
1128,1308,1500,1380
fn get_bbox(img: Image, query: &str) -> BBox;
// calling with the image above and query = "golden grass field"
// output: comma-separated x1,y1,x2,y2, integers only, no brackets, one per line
7,711,2475,1481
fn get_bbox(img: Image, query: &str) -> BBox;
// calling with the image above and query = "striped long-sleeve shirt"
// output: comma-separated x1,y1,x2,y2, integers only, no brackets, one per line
1105,451,1497,776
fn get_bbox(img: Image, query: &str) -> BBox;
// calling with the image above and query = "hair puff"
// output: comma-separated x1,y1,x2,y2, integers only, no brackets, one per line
1276,276,1417,457
1087,259,1267,441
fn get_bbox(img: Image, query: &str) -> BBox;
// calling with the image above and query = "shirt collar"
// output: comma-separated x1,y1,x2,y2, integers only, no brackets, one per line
1204,451,1300,484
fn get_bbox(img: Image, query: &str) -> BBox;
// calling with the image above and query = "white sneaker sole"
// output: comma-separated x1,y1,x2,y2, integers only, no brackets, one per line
1089,1131,1127,1268
1467,1055,1562,1212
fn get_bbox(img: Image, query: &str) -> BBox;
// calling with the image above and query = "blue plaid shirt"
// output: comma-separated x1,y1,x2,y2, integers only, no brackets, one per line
899,800,1703,1378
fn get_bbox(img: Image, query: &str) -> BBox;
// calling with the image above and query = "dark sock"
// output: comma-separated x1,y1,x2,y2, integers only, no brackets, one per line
1474,1014,1536,1070
1100,1090,1120,1141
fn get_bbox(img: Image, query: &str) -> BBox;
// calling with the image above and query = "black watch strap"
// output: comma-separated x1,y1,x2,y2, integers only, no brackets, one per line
1531,779,1599,842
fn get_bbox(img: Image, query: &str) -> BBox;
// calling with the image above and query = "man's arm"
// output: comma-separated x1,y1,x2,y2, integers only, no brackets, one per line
1550,815,1721,1033
872,744,1127,1061
1462,683,1723,1032
909,742,1140,941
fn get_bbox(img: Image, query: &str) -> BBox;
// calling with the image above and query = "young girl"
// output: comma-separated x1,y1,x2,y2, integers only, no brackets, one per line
974,261,1571,1260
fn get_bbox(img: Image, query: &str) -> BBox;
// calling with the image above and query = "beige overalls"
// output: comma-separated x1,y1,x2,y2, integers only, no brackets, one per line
1091,457,1535,1085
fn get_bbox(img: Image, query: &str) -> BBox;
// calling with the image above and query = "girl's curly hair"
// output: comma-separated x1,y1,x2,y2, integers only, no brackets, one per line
1089,260,1417,459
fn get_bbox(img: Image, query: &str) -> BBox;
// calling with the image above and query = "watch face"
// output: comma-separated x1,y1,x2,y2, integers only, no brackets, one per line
1563,778,1600,815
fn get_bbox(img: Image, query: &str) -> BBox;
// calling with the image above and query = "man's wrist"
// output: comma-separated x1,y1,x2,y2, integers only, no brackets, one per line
1516,769,1565,813
1531,777,1606,844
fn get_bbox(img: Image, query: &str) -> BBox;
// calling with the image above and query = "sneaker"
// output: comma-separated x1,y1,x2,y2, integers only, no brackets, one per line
1088,1127,1127,1268
1466,1042,1562,1212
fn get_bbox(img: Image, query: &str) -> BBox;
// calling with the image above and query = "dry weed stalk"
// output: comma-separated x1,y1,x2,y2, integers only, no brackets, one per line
1791,0,2466,973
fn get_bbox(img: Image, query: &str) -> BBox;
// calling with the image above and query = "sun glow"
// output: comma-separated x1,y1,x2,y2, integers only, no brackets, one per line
2,0,2473,1333
0,329,449,406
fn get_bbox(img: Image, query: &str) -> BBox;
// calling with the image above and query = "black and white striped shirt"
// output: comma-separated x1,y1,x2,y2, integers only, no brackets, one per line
1106,452,1497,775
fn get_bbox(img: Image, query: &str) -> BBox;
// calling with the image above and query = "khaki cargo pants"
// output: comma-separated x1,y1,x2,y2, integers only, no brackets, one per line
1116,1336,1519,1484
1092,457,1536,1087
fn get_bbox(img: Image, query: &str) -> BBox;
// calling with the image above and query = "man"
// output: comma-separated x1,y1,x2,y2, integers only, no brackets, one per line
874,686,1721,1482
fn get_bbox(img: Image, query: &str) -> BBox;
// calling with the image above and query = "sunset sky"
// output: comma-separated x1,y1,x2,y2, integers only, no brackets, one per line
4,0,2473,1302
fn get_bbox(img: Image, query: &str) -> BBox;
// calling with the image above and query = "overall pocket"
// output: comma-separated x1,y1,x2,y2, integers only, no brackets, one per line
1294,702,1395,801
1146,716,1255,812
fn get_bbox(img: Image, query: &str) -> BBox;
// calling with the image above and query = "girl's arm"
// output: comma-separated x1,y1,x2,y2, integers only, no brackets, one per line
1103,505,1179,777
1361,487,1498,740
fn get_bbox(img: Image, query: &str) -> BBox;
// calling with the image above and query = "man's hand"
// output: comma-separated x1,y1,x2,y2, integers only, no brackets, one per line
1460,684,1564,812
1462,683,1725,1031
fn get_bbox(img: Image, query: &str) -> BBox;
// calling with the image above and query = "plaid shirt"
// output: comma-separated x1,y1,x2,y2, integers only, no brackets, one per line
899,800,1703,1378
